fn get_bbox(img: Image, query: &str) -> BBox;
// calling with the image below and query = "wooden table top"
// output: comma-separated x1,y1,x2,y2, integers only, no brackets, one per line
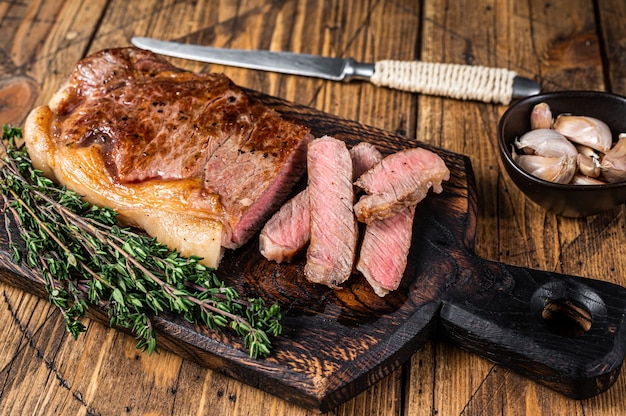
2,0,626,415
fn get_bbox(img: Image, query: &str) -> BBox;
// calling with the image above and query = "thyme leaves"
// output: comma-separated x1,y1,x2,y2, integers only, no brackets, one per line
0,125,281,358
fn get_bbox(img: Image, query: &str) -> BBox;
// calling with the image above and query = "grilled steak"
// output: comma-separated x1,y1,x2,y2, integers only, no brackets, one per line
354,148,450,224
356,205,416,297
304,136,357,288
259,142,382,263
23,47,312,268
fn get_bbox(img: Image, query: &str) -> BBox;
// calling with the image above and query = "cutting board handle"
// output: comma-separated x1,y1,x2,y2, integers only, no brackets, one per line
439,258,626,399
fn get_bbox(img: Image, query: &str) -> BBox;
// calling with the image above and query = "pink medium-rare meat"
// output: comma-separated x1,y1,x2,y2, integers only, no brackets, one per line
202,113,312,248
304,136,358,288
350,142,384,179
259,142,382,263
23,47,312,267
355,146,449,296
356,205,416,297
354,147,450,224
259,188,310,263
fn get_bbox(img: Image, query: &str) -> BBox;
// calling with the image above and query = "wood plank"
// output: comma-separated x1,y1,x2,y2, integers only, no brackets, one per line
597,0,626,94
0,0,107,125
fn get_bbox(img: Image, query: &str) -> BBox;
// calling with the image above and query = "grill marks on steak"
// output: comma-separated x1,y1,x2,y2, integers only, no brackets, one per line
25,47,312,266
259,142,382,263
304,136,358,288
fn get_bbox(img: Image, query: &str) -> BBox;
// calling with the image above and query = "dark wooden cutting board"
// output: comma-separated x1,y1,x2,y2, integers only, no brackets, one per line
2,92,626,413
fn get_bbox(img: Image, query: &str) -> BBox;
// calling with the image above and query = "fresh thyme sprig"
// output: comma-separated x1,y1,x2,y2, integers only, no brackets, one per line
0,124,281,358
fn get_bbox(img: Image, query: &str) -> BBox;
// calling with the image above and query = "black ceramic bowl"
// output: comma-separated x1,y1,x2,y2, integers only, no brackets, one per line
498,91,626,217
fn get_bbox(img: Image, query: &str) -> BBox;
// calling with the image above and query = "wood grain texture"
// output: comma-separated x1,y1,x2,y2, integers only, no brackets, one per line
2,0,626,415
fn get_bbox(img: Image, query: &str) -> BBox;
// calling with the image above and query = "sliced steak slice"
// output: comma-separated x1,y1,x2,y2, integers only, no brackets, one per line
304,136,357,288
354,148,450,224
259,188,310,263
259,142,382,263
350,142,384,180
356,205,416,297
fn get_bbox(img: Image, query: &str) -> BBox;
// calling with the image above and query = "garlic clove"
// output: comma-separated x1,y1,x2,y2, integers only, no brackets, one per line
570,174,608,185
600,133,626,183
576,152,601,178
530,102,553,130
553,114,613,153
513,153,577,184
575,144,602,161
514,129,578,158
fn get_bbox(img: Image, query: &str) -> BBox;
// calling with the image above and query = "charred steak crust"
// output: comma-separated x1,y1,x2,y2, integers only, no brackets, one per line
43,47,312,252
